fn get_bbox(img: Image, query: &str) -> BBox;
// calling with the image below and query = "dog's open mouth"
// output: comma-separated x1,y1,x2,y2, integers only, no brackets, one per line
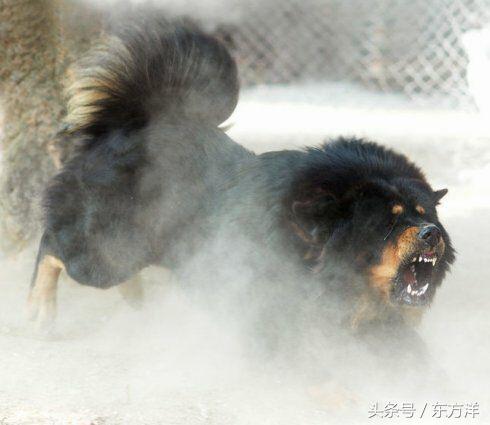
393,251,438,306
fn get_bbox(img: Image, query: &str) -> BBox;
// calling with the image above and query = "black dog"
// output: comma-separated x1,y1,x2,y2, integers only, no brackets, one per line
28,13,455,350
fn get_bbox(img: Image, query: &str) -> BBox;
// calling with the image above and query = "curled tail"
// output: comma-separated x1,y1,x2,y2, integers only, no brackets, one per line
66,13,239,137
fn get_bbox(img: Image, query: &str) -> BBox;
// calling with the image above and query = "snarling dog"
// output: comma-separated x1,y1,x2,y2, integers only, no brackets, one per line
28,12,455,343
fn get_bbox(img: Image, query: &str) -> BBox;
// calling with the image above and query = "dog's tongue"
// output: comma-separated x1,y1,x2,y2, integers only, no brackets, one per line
403,268,417,286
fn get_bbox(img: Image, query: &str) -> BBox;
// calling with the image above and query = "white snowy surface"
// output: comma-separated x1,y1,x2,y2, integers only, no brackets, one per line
228,83,489,148
0,88,489,424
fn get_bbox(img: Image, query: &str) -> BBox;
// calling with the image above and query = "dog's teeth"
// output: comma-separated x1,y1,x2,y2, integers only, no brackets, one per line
418,256,423,262
407,284,412,294
431,258,436,266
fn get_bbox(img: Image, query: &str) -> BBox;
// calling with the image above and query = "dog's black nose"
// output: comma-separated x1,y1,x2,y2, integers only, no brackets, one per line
418,225,441,248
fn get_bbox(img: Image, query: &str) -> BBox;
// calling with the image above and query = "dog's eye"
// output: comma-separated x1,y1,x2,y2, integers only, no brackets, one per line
415,205,425,215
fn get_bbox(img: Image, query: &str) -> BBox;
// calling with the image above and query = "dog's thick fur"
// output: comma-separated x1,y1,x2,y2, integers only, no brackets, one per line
29,12,455,353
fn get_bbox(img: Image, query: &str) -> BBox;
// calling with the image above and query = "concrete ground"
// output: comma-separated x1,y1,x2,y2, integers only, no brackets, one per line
0,91,489,424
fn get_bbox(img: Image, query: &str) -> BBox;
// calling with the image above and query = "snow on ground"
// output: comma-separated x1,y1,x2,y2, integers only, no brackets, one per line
0,84,489,424
228,82,489,146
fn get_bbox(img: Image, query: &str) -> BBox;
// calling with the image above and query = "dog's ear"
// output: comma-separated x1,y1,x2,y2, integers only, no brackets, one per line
287,193,340,273
291,193,340,222
433,188,448,203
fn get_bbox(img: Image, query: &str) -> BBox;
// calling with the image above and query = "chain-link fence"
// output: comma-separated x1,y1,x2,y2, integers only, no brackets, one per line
212,0,490,109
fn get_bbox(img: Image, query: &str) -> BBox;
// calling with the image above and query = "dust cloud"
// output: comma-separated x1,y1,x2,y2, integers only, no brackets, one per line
1,2,489,424
0,131,488,424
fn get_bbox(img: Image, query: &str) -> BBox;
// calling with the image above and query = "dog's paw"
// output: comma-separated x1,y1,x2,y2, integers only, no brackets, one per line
26,293,56,335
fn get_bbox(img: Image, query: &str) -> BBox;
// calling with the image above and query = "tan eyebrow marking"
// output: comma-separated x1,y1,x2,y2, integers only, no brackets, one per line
392,204,404,215
416,205,425,215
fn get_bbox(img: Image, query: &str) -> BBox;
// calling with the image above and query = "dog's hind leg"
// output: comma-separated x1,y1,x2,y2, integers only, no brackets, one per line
27,235,64,331
118,266,175,309
118,273,144,309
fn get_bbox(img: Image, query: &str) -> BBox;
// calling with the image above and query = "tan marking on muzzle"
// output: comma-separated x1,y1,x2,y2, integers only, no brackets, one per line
368,226,420,303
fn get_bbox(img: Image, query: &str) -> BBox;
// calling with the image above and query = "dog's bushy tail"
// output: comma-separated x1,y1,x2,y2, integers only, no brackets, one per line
66,13,239,137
